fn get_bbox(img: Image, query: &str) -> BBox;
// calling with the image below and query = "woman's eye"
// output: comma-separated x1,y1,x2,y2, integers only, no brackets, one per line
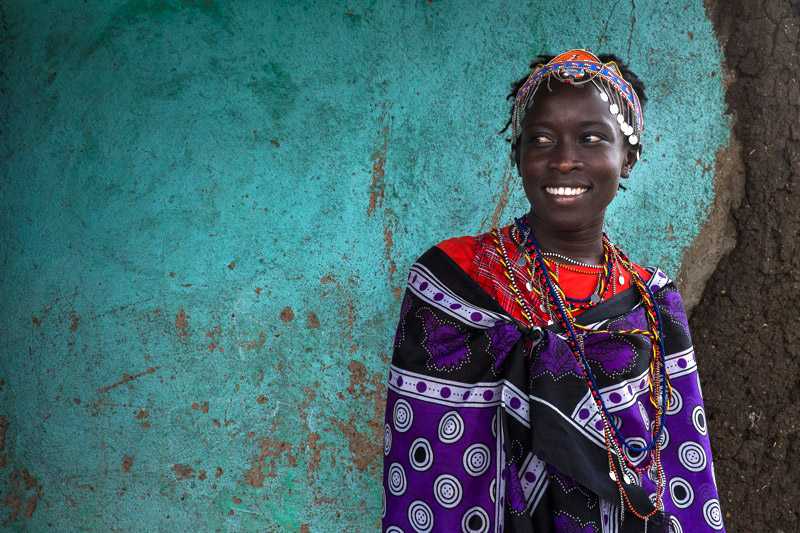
529,135,553,144
583,134,603,143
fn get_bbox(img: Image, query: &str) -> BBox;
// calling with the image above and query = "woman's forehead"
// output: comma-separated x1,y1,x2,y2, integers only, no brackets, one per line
523,82,617,127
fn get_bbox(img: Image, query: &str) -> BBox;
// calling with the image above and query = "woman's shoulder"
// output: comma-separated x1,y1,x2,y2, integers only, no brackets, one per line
435,228,505,272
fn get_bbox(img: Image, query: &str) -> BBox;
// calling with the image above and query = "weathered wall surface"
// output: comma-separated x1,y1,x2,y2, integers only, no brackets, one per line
691,0,800,530
0,1,730,530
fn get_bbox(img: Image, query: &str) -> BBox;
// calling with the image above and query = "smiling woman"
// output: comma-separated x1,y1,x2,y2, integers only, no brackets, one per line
382,50,724,532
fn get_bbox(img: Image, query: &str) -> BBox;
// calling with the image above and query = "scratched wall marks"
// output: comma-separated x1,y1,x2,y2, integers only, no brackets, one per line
0,1,728,530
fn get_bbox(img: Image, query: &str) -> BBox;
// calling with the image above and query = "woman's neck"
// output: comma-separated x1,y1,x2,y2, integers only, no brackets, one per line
526,212,605,265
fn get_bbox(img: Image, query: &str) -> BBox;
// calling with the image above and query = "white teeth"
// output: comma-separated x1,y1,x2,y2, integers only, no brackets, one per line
545,186,588,196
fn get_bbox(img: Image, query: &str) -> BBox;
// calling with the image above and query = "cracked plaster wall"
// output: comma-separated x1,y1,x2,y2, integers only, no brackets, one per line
0,0,731,530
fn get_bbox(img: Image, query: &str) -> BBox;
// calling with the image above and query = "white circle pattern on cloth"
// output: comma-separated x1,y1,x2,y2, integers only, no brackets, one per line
489,478,496,503
624,436,648,466
393,399,413,433
408,500,434,533
669,514,684,533
409,437,434,471
692,405,707,436
461,506,490,533
702,498,724,530
388,462,407,496
382,487,386,518
385,527,403,533
668,476,694,509
384,423,392,456
678,441,707,472
438,411,465,444
667,387,683,415
433,474,463,508
463,443,491,477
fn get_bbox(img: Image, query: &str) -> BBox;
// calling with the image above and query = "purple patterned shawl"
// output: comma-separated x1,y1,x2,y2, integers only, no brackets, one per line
382,247,724,532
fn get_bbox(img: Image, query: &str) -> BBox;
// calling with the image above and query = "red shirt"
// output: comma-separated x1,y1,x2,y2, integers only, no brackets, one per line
437,225,651,328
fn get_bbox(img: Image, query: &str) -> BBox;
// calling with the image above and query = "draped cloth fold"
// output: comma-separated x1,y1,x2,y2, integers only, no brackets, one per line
382,246,724,532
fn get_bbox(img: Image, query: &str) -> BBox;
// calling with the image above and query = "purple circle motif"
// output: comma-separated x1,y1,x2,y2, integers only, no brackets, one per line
397,376,404,387
525,472,536,483
419,281,428,291
609,392,622,404
579,408,590,420
510,397,521,409
470,312,483,322
450,303,462,310
440,387,451,398
416,381,427,393
433,293,444,301
594,420,604,431
463,390,471,400
483,390,494,401
678,358,688,368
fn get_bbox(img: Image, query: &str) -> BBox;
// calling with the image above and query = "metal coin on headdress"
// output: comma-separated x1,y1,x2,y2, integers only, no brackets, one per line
616,114,625,124
516,255,527,266
526,281,533,291
609,103,619,114
599,92,609,102
620,122,629,133
590,294,601,304
628,135,639,145
619,275,625,285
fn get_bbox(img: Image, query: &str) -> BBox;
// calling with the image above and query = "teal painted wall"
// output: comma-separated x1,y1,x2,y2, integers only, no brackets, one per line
0,1,728,530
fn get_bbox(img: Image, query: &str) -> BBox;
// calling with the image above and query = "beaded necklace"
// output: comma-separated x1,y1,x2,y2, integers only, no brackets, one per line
511,215,672,521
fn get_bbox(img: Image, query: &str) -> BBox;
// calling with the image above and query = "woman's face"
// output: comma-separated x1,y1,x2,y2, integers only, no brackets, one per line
516,81,639,233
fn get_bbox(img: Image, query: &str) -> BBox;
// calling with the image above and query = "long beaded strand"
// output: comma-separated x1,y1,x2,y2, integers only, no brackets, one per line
515,216,669,462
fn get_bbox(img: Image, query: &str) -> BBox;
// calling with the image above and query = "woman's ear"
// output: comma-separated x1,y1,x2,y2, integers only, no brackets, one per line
620,145,641,178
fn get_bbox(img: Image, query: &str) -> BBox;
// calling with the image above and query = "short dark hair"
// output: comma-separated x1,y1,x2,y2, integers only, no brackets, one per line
501,53,648,147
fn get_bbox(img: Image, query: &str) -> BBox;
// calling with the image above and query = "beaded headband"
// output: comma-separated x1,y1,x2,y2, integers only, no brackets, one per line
511,49,644,160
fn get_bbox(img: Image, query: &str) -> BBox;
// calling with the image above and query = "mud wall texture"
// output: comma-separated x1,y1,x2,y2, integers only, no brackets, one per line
691,0,800,531
1,1,732,531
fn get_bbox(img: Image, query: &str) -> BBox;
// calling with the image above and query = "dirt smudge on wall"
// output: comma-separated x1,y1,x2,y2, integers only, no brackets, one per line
121,455,134,473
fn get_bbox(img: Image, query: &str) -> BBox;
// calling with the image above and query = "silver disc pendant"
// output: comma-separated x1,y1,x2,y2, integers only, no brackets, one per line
525,281,533,291
516,255,527,266
600,92,609,102
619,275,625,285
629,135,639,145
540,304,547,312
590,294,601,304
616,113,625,124
609,103,619,114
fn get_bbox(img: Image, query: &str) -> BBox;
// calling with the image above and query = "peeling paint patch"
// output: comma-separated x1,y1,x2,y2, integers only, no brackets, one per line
98,367,159,393
306,312,320,329
367,103,391,217
171,463,195,480
243,437,294,487
174,307,189,339
121,455,134,473
279,307,294,322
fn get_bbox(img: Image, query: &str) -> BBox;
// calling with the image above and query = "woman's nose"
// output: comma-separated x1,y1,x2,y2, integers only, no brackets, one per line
548,143,583,173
